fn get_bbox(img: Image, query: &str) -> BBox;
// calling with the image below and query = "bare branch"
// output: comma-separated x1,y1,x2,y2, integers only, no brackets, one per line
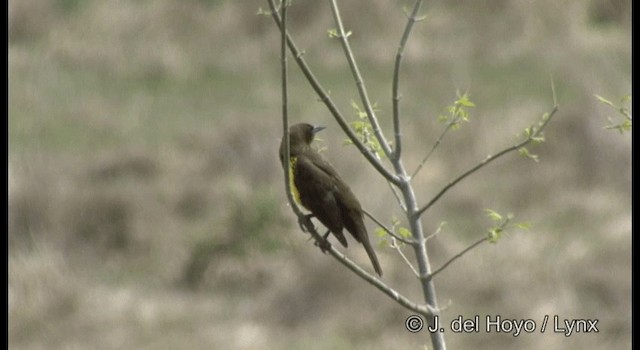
278,0,304,220
387,181,407,212
428,236,488,281
429,213,514,280
390,237,420,278
425,221,446,242
411,118,456,180
392,0,424,161
325,238,437,316
550,75,558,107
286,208,435,317
328,0,393,159
417,105,559,217
362,208,415,245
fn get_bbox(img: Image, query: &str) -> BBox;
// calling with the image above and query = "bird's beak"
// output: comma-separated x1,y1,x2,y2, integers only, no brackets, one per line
312,125,326,134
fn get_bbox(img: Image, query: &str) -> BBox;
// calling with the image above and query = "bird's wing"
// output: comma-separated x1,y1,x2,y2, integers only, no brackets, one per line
305,152,367,239
305,153,356,197
308,153,383,276
307,153,364,210
301,152,383,276
294,155,348,247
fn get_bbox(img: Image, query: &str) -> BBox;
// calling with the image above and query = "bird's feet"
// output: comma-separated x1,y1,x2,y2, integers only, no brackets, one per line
298,214,315,233
314,235,332,253
314,230,332,253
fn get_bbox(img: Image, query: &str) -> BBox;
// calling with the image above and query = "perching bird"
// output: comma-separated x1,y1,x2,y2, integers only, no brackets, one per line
279,123,383,276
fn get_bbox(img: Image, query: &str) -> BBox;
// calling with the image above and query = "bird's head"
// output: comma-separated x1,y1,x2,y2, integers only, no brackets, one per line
279,123,326,164
288,123,325,146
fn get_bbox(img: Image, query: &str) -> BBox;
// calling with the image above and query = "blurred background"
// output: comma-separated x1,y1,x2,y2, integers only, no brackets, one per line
8,0,630,349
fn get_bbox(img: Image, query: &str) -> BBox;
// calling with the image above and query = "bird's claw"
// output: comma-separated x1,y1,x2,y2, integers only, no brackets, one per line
297,214,330,252
297,214,315,233
314,237,332,253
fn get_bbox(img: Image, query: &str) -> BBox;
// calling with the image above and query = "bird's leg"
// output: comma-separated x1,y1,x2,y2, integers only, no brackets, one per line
314,230,332,253
298,214,315,233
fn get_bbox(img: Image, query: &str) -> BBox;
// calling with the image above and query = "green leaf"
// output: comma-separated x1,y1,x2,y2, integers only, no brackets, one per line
484,211,530,243
488,228,502,243
438,92,474,129
391,215,400,227
515,222,531,230
594,94,615,108
531,134,546,143
456,94,476,108
621,119,632,131
605,116,632,134
596,93,633,134
620,95,632,103
346,101,386,159
518,147,539,162
485,209,503,222
374,227,386,237
351,120,366,130
256,7,272,16
398,227,412,238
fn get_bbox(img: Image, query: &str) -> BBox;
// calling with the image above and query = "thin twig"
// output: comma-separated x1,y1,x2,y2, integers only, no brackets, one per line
550,75,558,107
325,238,436,316
392,0,424,161
387,180,407,212
267,0,401,186
428,236,489,281
417,105,559,217
390,237,420,278
291,213,436,316
411,119,456,179
425,221,446,242
328,0,393,159
362,208,415,245
279,0,302,219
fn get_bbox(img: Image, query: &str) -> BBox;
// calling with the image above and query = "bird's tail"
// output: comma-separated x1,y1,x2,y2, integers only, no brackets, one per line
347,211,383,276
360,230,383,277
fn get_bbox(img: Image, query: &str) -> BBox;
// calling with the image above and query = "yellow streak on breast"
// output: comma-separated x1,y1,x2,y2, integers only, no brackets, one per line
289,156,302,205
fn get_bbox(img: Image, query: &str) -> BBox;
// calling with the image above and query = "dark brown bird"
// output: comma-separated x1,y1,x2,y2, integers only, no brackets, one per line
279,123,383,276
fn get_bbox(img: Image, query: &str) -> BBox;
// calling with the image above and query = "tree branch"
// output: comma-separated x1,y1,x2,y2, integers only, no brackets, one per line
278,0,304,221
362,208,415,245
425,221,446,242
411,117,456,180
390,237,420,278
417,105,559,217
428,236,488,281
328,0,393,159
325,237,436,317
392,0,424,161
386,180,407,212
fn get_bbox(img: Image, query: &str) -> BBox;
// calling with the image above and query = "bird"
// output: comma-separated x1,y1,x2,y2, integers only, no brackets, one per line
279,123,383,276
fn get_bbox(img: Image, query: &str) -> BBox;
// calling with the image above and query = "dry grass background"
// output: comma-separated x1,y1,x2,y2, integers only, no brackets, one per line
8,0,631,349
